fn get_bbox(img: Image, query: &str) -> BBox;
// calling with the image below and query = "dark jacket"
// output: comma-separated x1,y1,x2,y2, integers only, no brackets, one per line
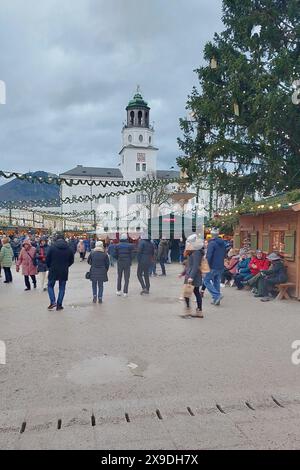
185,248,204,287
236,257,251,275
69,239,78,254
107,243,116,257
10,239,21,256
87,250,109,282
115,241,134,266
158,240,169,261
46,239,74,281
262,260,287,284
137,239,154,265
206,237,226,271
36,244,50,272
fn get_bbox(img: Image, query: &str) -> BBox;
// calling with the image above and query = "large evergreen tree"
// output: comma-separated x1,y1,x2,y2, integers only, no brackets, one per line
178,0,300,206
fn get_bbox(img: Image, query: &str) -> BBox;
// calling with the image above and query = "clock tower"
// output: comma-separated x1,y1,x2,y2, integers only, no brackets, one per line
120,87,158,180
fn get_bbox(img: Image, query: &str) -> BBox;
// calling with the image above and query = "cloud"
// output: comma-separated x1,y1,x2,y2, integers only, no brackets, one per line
0,0,223,176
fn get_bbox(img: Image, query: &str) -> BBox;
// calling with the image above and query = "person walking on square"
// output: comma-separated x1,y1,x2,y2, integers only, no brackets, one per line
137,232,154,295
182,234,204,318
87,241,109,304
36,236,50,292
10,237,21,263
115,233,134,297
46,233,74,311
204,228,226,305
16,239,38,291
158,237,169,276
107,240,116,267
77,239,86,261
0,237,14,284
149,239,158,277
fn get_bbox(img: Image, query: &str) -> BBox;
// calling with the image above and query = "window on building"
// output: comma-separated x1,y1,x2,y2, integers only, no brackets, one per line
122,155,124,164
142,163,146,171
136,210,140,218
271,231,285,253
106,196,110,204
136,163,140,171
142,194,147,203
139,134,143,142
136,195,141,203
128,135,132,143
138,111,142,125
149,136,151,144
130,111,134,126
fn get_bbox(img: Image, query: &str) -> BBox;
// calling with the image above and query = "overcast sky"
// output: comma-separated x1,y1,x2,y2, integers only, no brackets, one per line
0,0,223,176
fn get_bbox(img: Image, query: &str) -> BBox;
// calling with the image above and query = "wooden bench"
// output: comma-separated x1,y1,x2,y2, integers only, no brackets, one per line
275,283,296,301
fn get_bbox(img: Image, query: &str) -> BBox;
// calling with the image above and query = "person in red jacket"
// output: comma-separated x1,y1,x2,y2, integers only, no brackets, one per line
249,250,270,276
242,250,270,290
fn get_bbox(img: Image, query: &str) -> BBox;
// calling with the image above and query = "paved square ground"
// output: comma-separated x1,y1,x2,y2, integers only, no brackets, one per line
1,258,300,449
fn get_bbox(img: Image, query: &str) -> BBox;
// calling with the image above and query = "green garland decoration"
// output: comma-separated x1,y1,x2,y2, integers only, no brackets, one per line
0,176,182,209
0,170,181,188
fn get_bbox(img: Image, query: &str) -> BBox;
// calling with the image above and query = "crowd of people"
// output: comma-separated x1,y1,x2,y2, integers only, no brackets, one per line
0,228,288,315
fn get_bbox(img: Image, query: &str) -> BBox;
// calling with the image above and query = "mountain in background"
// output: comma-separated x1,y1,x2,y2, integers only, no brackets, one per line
0,171,60,202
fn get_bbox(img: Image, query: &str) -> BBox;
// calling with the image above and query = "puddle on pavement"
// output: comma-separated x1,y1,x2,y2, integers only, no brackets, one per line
66,355,149,385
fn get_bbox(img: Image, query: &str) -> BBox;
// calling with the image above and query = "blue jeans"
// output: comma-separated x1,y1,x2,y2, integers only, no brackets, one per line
48,279,66,306
92,280,104,300
149,262,157,276
204,269,222,301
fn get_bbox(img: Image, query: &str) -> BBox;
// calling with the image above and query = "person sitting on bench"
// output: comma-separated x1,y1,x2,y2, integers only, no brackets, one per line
255,252,287,301
242,250,270,293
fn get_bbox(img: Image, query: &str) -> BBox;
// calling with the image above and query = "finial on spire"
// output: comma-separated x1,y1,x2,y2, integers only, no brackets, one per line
136,84,141,94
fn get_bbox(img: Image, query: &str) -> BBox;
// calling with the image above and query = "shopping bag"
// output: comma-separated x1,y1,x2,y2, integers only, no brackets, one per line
183,283,194,298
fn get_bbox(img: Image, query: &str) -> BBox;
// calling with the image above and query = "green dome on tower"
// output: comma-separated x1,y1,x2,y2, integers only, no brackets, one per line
126,87,149,109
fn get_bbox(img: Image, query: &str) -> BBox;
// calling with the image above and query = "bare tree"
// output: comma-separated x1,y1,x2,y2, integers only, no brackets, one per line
139,173,173,219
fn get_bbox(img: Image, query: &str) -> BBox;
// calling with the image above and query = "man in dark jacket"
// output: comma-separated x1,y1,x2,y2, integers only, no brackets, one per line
115,233,134,297
46,233,74,311
137,232,154,294
204,228,226,305
10,237,21,262
256,253,287,300
158,238,169,276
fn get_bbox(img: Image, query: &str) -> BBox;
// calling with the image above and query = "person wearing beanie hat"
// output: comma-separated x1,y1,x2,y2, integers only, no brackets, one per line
114,234,134,297
255,252,287,300
182,234,204,318
185,234,204,252
87,240,109,303
204,228,226,305
221,249,240,286
233,250,252,290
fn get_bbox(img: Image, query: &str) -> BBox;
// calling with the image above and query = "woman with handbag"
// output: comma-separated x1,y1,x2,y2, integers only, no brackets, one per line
182,234,204,318
87,241,109,304
16,239,38,291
